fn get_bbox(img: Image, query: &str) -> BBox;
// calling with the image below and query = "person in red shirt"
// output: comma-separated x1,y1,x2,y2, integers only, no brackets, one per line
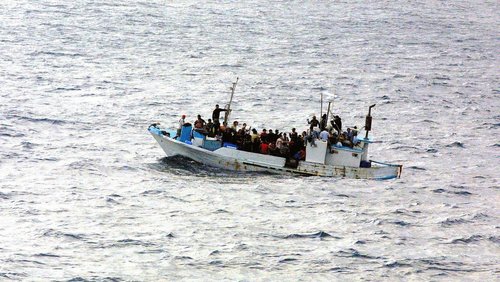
260,142,269,154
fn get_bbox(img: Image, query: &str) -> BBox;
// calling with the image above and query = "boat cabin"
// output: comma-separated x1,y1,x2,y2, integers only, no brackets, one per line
305,138,372,167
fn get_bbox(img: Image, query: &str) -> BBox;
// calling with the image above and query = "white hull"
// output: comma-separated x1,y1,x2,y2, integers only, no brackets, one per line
150,129,402,180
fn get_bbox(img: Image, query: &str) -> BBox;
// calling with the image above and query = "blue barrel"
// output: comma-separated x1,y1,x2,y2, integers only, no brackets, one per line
180,124,192,142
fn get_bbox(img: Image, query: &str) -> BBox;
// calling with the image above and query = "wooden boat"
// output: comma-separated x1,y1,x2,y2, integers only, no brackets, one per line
148,79,402,179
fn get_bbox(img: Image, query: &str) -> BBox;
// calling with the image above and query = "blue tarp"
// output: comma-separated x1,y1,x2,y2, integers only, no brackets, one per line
204,139,222,151
180,125,192,142
193,131,205,139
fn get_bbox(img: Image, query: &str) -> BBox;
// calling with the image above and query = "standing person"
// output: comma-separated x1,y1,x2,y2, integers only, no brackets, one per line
329,119,339,134
334,115,342,133
260,129,268,143
212,104,229,134
240,123,249,134
290,128,298,143
307,115,320,131
320,114,328,131
267,129,276,144
177,114,186,138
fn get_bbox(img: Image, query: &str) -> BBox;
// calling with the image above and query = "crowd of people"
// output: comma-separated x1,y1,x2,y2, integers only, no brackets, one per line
176,105,362,161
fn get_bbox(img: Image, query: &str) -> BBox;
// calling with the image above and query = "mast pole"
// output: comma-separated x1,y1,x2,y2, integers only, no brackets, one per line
326,101,331,124
320,93,323,118
224,77,239,126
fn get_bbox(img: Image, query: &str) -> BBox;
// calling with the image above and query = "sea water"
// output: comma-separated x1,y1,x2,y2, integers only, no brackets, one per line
0,1,498,280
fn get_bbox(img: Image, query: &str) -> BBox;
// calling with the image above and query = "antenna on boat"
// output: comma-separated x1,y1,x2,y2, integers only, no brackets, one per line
224,77,239,126
365,104,376,139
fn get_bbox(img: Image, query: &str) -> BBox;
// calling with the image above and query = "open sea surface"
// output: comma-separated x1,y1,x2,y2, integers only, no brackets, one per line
0,0,499,280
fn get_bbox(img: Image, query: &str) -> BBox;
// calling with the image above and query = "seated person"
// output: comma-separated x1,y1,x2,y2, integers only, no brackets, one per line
194,114,206,129
252,136,261,153
339,132,352,147
206,119,216,137
352,130,361,147
268,142,279,156
250,128,259,142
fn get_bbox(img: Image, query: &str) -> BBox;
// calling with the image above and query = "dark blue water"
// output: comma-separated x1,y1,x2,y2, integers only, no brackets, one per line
0,1,498,280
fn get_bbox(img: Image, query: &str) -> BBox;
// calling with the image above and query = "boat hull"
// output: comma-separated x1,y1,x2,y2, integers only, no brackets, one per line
149,128,402,179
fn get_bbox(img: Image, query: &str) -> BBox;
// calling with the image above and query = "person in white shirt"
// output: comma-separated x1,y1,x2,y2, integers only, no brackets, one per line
276,135,284,149
177,114,186,138
319,129,329,142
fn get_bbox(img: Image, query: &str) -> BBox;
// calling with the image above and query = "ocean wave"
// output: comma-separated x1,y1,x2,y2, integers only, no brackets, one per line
450,235,483,244
112,239,156,248
0,192,11,200
106,197,121,204
440,217,470,226
387,220,411,227
407,165,426,171
383,260,412,268
336,248,382,260
34,253,60,258
433,188,446,193
278,258,299,263
0,272,28,279
282,231,337,239
445,141,465,148
488,236,499,244
20,141,37,149
67,277,124,282
42,229,85,240
451,190,473,196
0,131,25,138
432,188,473,196
8,114,68,125
140,189,163,195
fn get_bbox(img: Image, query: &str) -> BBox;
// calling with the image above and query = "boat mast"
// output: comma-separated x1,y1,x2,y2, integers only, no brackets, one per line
320,93,323,118
224,77,239,126
326,101,331,123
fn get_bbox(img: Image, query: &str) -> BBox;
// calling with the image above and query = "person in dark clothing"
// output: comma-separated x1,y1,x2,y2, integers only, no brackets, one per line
206,119,216,137
252,137,261,153
330,119,340,134
212,104,229,134
290,128,298,143
320,114,328,131
221,127,233,144
334,115,342,133
260,129,268,143
307,115,320,131
267,129,276,144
